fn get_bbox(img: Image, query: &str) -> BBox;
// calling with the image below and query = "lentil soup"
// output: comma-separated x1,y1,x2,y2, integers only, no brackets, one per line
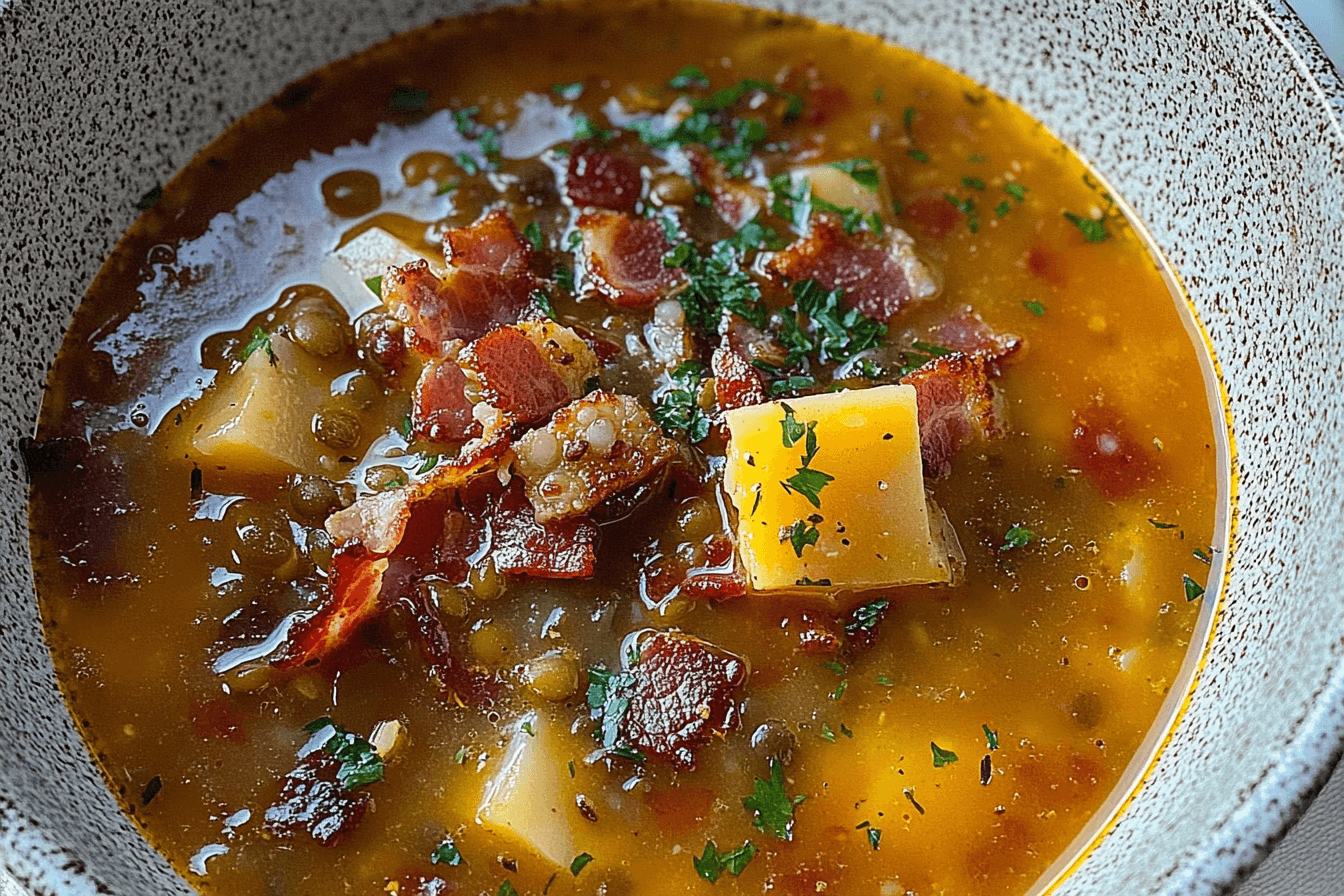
26,2,1227,895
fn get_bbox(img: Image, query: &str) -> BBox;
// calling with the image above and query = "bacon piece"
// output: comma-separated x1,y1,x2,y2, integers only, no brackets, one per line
489,480,597,578
931,307,1023,373
398,583,503,707
903,195,961,239
796,610,842,655
687,147,763,230
513,391,678,522
712,328,769,413
802,83,850,127
768,214,938,320
384,211,536,354
460,326,572,425
611,632,747,770
272,548,388,669
412,357,479,443
900,352,1004,479
566,144,643,212
264,750,371,847
578,211,686,309
680,536,747,601
1070,404,1158,499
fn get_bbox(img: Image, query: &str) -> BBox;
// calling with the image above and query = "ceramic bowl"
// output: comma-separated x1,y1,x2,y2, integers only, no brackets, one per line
2,1,1342,893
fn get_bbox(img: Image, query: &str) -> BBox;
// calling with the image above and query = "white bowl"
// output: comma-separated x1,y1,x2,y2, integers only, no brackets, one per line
1,1,1342,893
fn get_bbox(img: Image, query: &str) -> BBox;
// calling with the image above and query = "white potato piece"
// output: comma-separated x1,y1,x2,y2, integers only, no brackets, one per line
324,226,445,315
793,160,891,218
187,335,331,476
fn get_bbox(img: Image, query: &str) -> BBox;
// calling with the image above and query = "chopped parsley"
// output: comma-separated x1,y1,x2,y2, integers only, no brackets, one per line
1000,525,1035,550
944,193,980,233
783,467,834,509
570,852,594,876
1022,300,1046,317
845,598,891,639
241,327,276,365
454,746,467,764
693,840,757,883
416,454,441,475
995,200,1012,218
363,275,383,297
769,172,812,232
811,196,870,235
983,723,999,751
523,220,544,251
788,519,821,558
779,403,806,447
552,81,584,101
653,360,712,443
1193,547,1212,564
962,176,986,190
1065,211,1109,242
554,263,575,293
303,718,385,790
867,827,882,850
907,149,930,162
822,660,846,676
663,234,767,332
1149,518,1178,529
829,158,881,192
388,85,429,113
435,179,460,196
820,723,836,742
572,111,614,142
743,758,805,840
931,741,958,768
498,882,518,896
631,98,773,177
1183,574,1206,602
830,680,848,700
691,77,803,119
586,666,644,762
903,106,916,135
782,278,888,366
668,64,711,90
530,289,556,320
1004,182,1027,202
431,836,463,866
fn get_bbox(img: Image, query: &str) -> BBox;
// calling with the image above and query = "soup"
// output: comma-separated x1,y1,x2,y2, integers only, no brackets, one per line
25,2,1224,894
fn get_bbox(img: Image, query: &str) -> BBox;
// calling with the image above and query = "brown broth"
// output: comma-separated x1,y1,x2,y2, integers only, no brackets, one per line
28,2,1225,895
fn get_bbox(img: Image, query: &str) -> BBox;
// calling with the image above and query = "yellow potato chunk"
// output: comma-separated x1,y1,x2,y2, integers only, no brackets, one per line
188,335,331,476
722,385,957,593
477,711,585,867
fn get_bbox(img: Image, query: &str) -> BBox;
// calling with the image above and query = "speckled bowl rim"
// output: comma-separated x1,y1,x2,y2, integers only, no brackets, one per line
0,0,1342,894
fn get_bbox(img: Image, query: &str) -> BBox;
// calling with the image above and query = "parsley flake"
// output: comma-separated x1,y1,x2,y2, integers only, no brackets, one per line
1022,300,1046,317
416,454,441,475
907,149,930,162
821,723,836,743
783,467,834,509
653,360,712,443
693,840,757,883
435,179,460,196
523,220,544,251
983,724,1000,751
363,275,382,297
302,719,385,790
743,759,805,841
431,836,463,866
241,327,276,365
829,158,881,193
1004,183,1027,202
1149,518,1178,529
530,289,557,320
1065,211,1110,242
570,852,594,876
669,64,711,90
779,403,806,447
788,519,821,558
552,81,584,101
1183,574,1206,602
962,176,986,190
1000,525,1035,551
931,741,959,768
867,827,882,850
1193,547,1212,564
498,882,518,896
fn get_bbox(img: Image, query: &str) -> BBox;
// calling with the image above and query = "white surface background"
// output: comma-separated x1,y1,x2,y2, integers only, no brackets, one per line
0,3,1340,896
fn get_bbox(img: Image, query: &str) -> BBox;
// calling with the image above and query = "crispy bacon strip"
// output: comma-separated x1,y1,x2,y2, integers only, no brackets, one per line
272,548,388,670
931,307,1024,373
383,210,536,354
610,632,747,770
412,357,478,443
398,584,503,706
578,211,686,309
680,536,747,601
712,327,770,413
489,480,598,578
686,146,763,230
900,352,1004,478
461,326,572,425
513,391,678,522
768,214,938,320
566,144,643,212
264,750,371,847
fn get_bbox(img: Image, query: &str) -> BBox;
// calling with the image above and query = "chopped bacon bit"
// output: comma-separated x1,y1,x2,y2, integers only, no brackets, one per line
513,391,678,522
272,548,388,669
712,331,769,414
681,535,747,601
570,324,623,366
489,480,598,579
385,211,536,353
443,208,532,276
931,307,1024,373
1025,242,1067,287
1070,404,1158,499
397,582,502,707
264,750,371,847
614,632,747,770
190,697,247,744
578,211,686,309
900,352,1004,479
566,144,643,212
767,214,937,320
795,610,842,655
902,195,962,240
803,83,850,127
460,326,572,425
413,357,479,443
686,147,763,230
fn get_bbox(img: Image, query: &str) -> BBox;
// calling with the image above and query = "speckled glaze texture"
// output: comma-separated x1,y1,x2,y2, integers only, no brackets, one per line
0,1,1341,894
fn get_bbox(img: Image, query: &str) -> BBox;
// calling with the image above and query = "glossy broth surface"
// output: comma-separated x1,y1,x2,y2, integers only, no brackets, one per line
29,3,1223,895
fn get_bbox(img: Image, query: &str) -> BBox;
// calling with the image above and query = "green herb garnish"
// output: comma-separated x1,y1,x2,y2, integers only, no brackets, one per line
241,327,276,364
907,149,930,162
788,519,821,558
553,81,584,101
1065,211,1109,242
303,718,385,790
779,403,805,447
931,741,958,768
783,467,834,509
867,828,882,850
653,360,712,443
1193,547,1212,564
962,176,986,190
845,599,890,639
1149,518,1178,529
1183,574,1206,602
744,759,804,840
693,840,757,882
523,220,544,251
1022,300,1046,317
829,158,881,193
498,882,518,896
435,179,460,196
388,85,429,113
570,852,594,876
668,64,711,90
1000,525,1035,551
431,836,463,866
820,723,836,743
416,455,441,475
983,724,999,751
1004,182,1027,202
